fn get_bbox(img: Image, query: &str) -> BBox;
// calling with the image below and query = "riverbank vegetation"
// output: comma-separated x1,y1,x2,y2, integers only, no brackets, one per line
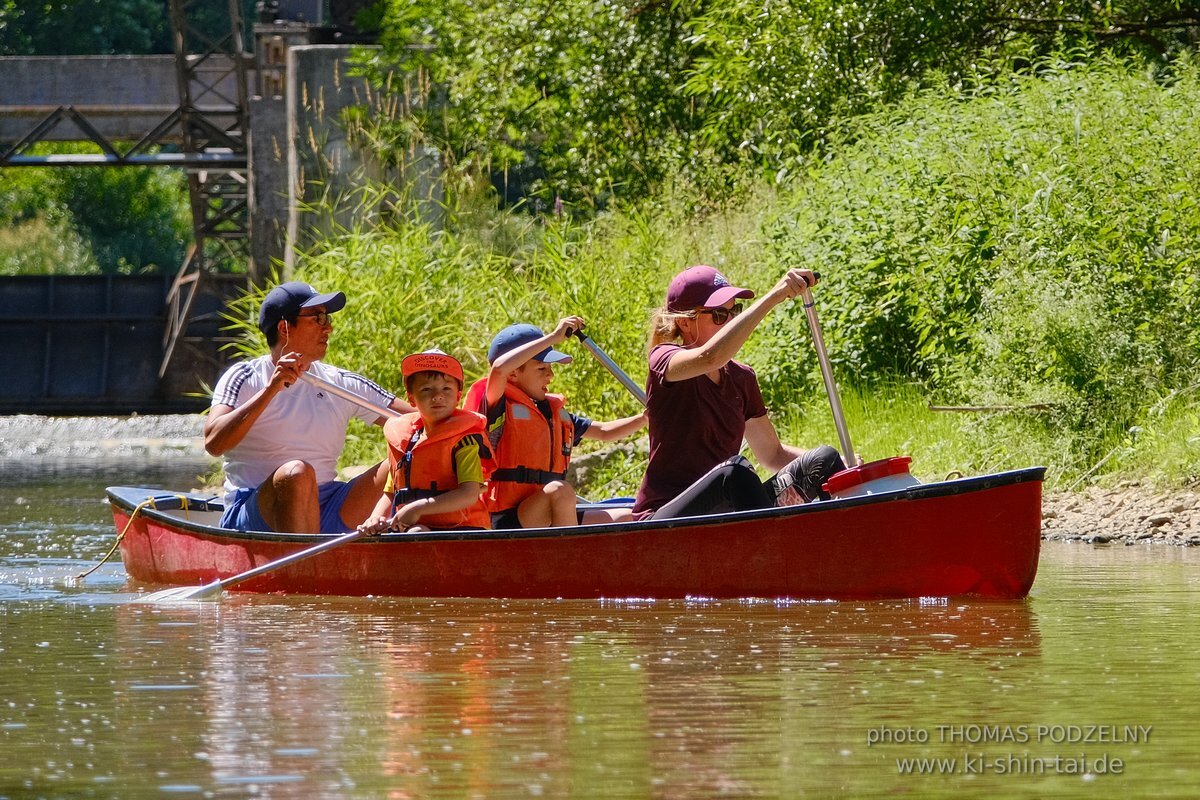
9,2,1197,497
0,157,190,274
216,51,1200,497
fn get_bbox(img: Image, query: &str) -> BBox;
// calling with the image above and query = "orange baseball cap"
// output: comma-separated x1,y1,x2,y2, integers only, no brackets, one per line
401,349,465,384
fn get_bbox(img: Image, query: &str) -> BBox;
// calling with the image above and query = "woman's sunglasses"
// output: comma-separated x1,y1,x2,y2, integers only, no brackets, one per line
697,303,742,325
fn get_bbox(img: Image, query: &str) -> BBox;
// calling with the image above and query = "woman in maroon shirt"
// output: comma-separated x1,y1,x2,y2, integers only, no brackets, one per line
632,265,845,520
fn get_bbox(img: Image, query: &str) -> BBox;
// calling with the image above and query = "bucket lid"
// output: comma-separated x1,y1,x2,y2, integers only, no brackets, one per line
822,456,913,496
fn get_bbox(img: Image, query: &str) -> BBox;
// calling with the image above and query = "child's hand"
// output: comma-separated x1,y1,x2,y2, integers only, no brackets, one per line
357,514,394,535
552,315,586,341
393,498,433,529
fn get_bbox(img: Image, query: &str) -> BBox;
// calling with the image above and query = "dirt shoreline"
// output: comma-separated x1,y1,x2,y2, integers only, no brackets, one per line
2,414,1195,545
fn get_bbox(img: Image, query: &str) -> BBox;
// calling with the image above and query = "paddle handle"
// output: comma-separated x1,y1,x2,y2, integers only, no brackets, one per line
800,286,858,467
215,528,371,591
573,331,647,406
299,371,403,419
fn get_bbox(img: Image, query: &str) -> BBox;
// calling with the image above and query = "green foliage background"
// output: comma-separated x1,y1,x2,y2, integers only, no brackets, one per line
370,0,1199,204
0,158,190,274
214,55,1200,492
5,0,1200,493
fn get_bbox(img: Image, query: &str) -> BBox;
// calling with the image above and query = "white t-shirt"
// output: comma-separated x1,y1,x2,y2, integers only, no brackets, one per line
210,355,396,506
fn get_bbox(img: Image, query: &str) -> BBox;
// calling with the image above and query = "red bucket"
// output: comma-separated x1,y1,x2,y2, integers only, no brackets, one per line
822,456,918,499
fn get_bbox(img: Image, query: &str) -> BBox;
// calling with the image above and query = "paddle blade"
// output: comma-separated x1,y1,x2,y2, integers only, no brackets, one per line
142,581,224,603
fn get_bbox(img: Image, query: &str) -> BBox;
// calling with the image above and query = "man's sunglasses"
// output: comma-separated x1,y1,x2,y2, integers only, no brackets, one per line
297,310,333,326
697,303,742,325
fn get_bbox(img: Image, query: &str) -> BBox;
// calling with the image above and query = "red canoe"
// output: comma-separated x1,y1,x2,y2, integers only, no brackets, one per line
106,468,1043,600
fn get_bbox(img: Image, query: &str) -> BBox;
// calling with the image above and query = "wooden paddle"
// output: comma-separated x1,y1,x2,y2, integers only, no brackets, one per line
299,371,404,418
145,371,402,602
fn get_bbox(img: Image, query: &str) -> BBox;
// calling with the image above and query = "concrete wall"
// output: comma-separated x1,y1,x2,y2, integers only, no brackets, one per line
283,45,443,270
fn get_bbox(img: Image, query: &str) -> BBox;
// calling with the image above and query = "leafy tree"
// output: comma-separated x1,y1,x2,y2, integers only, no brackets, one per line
0,155,190,275
52,166,190,273
684,0,1200,176
371,0,705,207
0,0,172,55
369,0,1199,206
0,0,260,55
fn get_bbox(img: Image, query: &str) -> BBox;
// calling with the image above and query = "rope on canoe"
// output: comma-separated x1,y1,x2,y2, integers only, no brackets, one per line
74,495,193,581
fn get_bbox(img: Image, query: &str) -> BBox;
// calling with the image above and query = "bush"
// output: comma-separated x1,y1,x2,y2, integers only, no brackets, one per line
760,54,1200,460
221,54,1200,487
0,157,190,275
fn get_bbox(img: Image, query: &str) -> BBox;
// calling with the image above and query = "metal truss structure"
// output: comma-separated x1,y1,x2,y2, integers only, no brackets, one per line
0,1,253,379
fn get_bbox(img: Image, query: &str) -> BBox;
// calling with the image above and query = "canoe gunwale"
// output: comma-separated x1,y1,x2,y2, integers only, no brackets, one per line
106,466,1046,546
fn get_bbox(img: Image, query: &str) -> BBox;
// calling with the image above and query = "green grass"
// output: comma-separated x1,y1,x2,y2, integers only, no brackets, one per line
216,54,1200,499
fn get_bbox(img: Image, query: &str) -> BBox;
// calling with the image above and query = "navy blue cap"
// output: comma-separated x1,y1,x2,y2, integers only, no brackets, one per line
487,323,573,365
258,281,346,334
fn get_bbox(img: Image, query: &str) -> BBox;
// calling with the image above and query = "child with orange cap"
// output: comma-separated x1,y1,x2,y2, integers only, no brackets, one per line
358,350,493,533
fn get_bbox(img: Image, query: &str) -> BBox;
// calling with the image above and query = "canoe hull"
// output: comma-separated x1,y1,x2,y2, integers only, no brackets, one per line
108,468,1043,600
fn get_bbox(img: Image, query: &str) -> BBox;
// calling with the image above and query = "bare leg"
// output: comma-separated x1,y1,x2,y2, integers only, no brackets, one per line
518,481,579,528
339,460,390,530
545,481,578,527
580,506,634,525
257,460,319,533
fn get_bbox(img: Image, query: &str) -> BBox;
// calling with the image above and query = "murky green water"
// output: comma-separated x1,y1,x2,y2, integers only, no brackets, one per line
2,459,1199,798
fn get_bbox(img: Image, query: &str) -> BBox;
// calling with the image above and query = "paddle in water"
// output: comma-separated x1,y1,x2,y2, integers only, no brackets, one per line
143,527,372,602
142,371,405,602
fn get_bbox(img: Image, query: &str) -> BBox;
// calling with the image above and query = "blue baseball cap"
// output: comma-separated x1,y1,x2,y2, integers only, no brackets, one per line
487,323,574,365
258,281,346,335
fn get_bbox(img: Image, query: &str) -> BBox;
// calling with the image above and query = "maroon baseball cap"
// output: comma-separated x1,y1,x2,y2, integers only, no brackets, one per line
666,265,754,312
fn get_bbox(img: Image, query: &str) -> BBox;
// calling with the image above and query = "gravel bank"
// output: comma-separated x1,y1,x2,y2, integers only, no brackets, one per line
1042,482,1200,547
0,414,206,460
2,415,1195,545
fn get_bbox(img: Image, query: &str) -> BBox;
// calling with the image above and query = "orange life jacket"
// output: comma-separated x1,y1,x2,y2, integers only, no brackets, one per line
464,378,488,415
483,381,575,513
384,409,491,529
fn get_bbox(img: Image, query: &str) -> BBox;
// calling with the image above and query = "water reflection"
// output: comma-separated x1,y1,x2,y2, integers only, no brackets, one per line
77,596,1040,797
1,456,211,604
4,462,1199,797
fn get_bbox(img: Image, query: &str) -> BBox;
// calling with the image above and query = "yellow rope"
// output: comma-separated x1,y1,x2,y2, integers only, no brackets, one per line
75,496,165,581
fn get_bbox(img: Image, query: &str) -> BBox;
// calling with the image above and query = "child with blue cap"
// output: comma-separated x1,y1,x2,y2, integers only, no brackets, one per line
469,316,646,528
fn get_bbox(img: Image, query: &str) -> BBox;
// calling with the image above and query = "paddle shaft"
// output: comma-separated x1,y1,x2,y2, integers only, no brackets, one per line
573,331,647,406
210,528,371,592
150,373,397,601
299,371,403,418
800,286,858,467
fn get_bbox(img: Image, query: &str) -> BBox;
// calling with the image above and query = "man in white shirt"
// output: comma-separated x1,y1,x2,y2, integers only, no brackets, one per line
205,281,413,533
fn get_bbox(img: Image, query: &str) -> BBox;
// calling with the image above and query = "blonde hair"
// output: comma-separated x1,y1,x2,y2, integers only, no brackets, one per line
647,306,696,355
